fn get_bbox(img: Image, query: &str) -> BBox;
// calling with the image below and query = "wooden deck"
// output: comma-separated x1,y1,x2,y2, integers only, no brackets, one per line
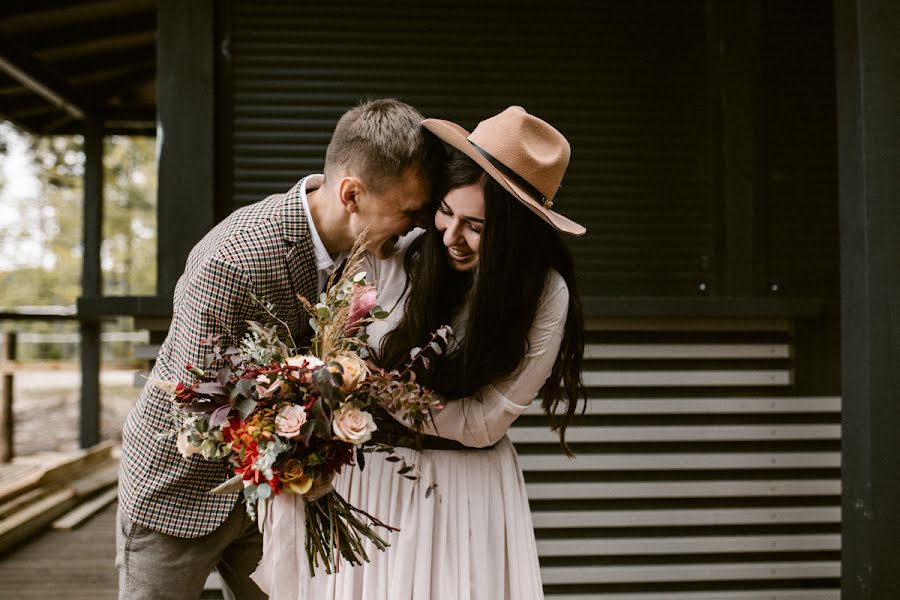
0,500,118,599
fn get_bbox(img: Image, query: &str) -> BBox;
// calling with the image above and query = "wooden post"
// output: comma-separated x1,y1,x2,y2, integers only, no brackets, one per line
157,0,216,299
1,331,16,463
80,118,103,449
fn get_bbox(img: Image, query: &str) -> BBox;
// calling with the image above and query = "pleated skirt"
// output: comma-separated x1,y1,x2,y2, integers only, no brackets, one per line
306,436,544,600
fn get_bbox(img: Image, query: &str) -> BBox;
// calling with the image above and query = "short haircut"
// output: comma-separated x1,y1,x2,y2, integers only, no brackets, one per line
324,98,443,194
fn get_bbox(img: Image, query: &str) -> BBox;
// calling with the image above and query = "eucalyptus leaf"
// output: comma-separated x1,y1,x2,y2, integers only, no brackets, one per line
195,381,229,397
300,420,316,446
236,397,257,419
217,367,232,386
231,378,253,400
209,404,232,428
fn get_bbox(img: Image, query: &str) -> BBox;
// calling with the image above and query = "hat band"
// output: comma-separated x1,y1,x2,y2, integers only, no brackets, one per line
469,141,553,209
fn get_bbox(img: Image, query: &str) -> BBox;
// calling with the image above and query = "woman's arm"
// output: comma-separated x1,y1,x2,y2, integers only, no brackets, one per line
417,272,570,447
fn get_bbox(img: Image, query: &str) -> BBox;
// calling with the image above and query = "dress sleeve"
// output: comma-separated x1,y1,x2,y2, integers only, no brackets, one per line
418,272,570,448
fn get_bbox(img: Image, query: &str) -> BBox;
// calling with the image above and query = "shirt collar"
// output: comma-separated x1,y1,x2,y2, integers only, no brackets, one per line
299,174,337,272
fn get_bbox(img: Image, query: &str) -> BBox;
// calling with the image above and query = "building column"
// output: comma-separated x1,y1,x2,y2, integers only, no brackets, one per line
156,0,216,298
79,118,103,448
835,0,900,597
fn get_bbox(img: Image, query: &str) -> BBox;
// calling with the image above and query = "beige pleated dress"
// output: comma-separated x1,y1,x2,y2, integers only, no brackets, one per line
257,232,570,600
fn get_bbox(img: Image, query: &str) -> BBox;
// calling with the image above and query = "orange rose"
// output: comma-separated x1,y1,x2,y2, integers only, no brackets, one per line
280,458,313,494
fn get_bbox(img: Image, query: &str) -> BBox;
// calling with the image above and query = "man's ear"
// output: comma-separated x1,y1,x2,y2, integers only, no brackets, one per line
337,176,364,214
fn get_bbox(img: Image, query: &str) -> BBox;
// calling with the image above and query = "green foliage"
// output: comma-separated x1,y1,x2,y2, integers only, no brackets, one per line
103,136,157,295
0,122,158,361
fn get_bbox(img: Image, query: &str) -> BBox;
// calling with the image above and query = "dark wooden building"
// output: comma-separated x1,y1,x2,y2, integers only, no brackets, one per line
1,1,897,598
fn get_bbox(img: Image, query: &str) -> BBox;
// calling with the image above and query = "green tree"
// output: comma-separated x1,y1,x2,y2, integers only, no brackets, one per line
103,136,157,296
0,122,158,360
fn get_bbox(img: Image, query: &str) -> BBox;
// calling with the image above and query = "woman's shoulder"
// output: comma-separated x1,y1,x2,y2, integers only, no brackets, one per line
539,269,570,316
544,269,569,299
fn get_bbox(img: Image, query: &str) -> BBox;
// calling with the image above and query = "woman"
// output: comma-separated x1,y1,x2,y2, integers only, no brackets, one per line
259,106,586,599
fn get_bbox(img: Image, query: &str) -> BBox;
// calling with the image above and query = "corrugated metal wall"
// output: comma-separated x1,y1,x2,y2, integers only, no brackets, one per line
760,1,839,300
225,0,715,302
513,319,840,598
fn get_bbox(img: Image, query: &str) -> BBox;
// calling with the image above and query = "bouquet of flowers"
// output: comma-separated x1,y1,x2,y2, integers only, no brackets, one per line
156,244,448,574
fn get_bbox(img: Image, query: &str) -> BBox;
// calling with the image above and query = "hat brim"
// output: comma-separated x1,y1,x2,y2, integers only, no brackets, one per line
423,118,586,236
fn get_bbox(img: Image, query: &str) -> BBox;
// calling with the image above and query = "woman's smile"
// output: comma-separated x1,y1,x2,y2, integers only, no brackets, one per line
434,183,485,272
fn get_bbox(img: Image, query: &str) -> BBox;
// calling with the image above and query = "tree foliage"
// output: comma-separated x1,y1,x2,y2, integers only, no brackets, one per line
0,122,157,361
0,125,157,307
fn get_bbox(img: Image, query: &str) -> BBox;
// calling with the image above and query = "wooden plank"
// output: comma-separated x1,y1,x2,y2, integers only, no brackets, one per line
69,462,119,496
52,487,119,530
545,590,839,600
519,452,841,471
0,486,49,520
0,500,118,598
532,507,841,528
0,488,79,555
509,424,841,444
540,561,840,584
585,343,791,359
583,370,792,387
0,441,115,504
524,396,842,415
536,533,841,556
526,479,841,500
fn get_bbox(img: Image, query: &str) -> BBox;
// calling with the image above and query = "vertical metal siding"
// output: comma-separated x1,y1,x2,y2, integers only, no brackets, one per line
760,1,839,300
226,0,715,301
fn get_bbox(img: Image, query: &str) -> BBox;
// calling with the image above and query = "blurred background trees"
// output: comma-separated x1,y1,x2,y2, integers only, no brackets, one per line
0,121,157,361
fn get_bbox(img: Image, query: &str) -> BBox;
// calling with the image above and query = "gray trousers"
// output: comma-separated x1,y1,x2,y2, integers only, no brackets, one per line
115,502,267,600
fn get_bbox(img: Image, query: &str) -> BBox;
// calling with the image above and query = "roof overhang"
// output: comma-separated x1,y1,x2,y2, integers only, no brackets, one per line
0,0,156,135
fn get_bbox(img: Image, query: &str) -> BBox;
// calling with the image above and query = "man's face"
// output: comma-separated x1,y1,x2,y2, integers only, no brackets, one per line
356,168,432,258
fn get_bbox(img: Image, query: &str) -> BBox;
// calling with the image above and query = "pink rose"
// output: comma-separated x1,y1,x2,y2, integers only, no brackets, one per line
332,404,377,445
346,284,377,331
275,404,308,438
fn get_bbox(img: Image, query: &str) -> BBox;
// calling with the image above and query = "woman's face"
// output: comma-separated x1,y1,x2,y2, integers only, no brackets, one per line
434,183,485,272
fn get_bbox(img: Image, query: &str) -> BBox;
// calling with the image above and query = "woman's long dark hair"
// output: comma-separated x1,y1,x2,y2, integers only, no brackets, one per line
379,150,586,454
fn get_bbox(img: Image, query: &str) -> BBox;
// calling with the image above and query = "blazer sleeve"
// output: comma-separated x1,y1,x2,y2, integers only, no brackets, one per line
417,272,570,447
167,255,258,379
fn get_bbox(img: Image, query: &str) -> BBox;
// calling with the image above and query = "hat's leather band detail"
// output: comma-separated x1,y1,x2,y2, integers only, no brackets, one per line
469,141,553,208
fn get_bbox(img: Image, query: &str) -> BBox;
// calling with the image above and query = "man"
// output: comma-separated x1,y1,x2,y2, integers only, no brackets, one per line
116,99,443,600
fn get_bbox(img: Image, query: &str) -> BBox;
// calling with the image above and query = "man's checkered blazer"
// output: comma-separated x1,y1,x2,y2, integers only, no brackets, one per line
119,178,319,538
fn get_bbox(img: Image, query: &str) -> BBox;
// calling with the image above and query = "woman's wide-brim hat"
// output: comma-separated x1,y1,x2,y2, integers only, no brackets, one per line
423,106,586,236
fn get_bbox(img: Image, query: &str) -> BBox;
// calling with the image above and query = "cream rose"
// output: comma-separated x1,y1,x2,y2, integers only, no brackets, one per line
176,428,202,459
286,355,324,369
275,404,308,439
332,354,369,392
332,404,377,445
